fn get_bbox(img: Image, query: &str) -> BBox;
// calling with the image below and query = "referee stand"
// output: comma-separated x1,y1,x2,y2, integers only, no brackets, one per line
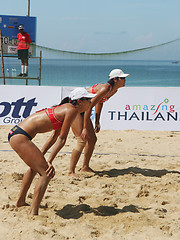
0,30,42,86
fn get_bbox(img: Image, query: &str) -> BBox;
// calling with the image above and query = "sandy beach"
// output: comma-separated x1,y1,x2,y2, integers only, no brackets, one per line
0,125,180,240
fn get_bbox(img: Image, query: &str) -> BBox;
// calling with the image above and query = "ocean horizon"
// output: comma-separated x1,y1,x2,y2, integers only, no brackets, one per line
1,59,180,87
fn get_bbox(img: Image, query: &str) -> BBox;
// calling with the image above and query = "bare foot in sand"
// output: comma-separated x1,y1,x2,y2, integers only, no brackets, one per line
68,172,79,177
16,200,30,207
28,210,38,216
80,166,95,173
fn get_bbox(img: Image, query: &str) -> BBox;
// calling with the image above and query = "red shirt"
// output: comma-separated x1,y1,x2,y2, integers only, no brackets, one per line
17,32,32,50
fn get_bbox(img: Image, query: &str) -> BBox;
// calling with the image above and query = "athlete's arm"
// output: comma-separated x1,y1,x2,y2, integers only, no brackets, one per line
47,108,77,164
41,129,60,155
95,102,103,133
82,85,109,139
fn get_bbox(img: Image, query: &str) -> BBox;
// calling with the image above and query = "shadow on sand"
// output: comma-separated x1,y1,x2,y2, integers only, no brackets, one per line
55,204,151,219
94,167,180,178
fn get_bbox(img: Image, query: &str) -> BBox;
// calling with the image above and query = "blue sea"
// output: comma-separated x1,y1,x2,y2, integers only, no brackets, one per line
1,59,180,87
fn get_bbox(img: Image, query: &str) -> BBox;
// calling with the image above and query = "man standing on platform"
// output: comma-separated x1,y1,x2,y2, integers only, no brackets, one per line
17,24,32,77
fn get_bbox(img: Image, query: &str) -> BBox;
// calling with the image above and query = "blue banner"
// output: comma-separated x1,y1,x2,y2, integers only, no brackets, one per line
0,15,36,55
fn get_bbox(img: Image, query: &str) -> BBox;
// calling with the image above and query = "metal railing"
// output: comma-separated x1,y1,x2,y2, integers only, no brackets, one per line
0,51,42,86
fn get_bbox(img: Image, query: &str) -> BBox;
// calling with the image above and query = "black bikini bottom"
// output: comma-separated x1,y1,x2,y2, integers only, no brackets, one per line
8,125,32,141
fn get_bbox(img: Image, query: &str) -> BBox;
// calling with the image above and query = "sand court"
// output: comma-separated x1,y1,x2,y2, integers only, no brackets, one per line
0,125,180,239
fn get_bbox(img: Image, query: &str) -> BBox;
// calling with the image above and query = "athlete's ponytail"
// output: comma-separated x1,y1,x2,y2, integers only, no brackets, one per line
107,78,115,87
69,97,88,106
60,97,70,105
57,96,87,106
54,97,79,106
69,99,78,105
52,97,70,107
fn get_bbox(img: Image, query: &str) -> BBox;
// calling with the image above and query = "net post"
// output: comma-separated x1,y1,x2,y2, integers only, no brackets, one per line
0,29,5,85
38,51,42,86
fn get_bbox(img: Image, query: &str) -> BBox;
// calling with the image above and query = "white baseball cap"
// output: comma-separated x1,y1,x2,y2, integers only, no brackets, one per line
69,88,95,100
109,69,130,79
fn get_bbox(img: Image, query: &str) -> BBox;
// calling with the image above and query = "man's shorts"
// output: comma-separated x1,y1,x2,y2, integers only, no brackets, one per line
18,49,29,60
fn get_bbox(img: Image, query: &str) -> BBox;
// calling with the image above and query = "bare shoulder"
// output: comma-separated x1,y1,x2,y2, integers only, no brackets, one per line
64,103,78,116
55,103,73,111
98,83,110,93
54,103,77,120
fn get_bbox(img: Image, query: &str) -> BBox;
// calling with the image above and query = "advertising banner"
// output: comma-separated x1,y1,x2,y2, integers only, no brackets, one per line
0,86,180,131
101,87,180,131
0,85,61,125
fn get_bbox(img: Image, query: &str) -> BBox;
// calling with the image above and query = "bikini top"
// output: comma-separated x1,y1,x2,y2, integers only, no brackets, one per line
91,83,112,103
37,106,63,130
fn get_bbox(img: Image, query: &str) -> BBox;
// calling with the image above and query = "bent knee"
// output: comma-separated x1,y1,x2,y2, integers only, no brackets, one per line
37,166,50,178
89,135,97,145
74,136,86,152
38,172,51,181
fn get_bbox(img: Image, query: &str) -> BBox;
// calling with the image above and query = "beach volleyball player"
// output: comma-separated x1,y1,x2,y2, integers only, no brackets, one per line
8,88,94,215
68,68,129,175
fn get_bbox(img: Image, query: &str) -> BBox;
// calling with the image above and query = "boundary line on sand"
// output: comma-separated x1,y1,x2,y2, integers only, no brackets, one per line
0,150,180,158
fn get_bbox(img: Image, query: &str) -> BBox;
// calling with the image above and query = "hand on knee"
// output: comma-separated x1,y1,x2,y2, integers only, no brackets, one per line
46,163,55,179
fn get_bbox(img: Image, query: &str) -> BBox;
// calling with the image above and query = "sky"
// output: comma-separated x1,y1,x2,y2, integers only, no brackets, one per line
1,0,180,57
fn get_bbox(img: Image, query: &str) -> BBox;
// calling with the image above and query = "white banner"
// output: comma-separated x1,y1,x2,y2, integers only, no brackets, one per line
0,85,62,125
0,86,180,131
100,87,180,131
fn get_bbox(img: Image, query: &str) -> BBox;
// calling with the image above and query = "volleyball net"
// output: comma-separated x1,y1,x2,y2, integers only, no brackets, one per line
1,38,180,86
34,38,180,60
